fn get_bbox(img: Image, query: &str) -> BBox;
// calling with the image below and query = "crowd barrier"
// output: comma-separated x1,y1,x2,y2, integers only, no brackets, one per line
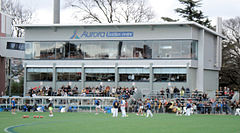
0,96,117,112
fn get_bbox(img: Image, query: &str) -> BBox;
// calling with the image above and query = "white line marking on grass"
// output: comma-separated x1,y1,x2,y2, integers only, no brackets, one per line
4,124,24,133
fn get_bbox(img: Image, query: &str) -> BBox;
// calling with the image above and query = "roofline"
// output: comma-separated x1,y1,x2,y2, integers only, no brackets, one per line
15,21,224,38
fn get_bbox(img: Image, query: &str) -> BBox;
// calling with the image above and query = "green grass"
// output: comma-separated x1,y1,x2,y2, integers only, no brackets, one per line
0,112,240,133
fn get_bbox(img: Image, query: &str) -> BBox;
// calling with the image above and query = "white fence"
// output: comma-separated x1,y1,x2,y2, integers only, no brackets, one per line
0,96,116,112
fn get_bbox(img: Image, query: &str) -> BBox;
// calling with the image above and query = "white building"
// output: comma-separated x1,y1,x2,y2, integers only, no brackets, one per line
17,21,223,97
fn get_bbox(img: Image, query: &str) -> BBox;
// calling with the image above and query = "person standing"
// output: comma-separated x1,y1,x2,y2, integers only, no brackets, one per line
235,102,240,116
112,99,119,117
94,99,105,115
146,100,153,118
136,99,144,116
11,98,16,114
185,101,191,116
120,98,127,117
48,98,54,117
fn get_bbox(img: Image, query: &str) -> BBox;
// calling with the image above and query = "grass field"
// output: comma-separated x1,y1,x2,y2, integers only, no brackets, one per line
0,112,240,133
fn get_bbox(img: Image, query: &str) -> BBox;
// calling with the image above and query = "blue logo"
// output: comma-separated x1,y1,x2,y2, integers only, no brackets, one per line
70,30,134,39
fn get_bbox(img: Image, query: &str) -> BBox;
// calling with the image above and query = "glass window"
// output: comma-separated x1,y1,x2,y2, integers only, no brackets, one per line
57,68,81,81
6,42,25,51
119,74,149,82
86,73,115,81
69,42,84,59
56,42,65,59
27,68,53,81
120,41,152,59
152,40,192,59
154,74,170,82
153,68,187,82
191,40,198,59
40,42,56,59
81,41,118,59
171,74,186,82
25,40,197,60
154,74,186,82
24,42,33,59
85,68,115,81
119,68,149,82
33,42,40,59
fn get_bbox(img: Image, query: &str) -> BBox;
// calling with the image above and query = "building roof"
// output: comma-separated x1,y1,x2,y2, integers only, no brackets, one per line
16,21,224,38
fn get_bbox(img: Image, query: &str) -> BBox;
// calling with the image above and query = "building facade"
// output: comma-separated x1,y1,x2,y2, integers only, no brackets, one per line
0,11,12,96
18,22,223,97
0,11,25,96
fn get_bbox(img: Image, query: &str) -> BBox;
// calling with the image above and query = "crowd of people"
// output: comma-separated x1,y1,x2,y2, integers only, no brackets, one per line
126,97,240,115
28,85,136,100
216,87,235,100
25,85,240,116
156,87,208,101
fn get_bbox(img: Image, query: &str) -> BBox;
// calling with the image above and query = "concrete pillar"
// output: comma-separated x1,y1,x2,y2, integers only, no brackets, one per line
186,63,190,88
53,0,60,24
115,63,118,88
149,63,153,92
196,29,205,92
81,63,85,90
216,17,223,68
23,63,27,97
53,63,56,91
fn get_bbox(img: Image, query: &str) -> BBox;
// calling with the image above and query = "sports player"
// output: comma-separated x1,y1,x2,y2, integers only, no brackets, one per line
146,100,153,118
185,101,191,116
11,98,16,114
94,99,105,115
176,103,182,116
112,99,119,117
136,99,144,116
235,102,240,116
120,97,127,117
48,103,54,117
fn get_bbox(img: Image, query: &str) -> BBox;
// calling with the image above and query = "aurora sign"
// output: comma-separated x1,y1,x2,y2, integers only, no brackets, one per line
70,30,134,39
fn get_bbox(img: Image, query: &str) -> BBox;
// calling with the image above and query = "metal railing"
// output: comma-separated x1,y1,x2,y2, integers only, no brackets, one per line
0,96,116,112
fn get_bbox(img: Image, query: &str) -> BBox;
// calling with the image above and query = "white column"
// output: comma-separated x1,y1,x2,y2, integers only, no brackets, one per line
53,63,56,91
81,63,85,90
149,63,153,92
23,63,27,97
186,63,190,88
216,17,223,68
196,29,205,92
115,63,118,88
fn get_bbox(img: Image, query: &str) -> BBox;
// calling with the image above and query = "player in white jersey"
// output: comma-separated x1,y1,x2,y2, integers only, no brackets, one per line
121,98,127,117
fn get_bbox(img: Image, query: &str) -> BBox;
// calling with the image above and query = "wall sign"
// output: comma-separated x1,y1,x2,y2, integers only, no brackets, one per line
70,30,134,39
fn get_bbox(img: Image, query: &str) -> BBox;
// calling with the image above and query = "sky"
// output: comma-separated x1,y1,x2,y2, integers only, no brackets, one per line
18,0,240,25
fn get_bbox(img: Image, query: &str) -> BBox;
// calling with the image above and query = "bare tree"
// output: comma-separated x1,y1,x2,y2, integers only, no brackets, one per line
219,17,240,89
66,0,154,23
1,0,33,37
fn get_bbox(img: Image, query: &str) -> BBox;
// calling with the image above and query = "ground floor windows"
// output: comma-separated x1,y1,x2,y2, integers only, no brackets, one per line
86,73,115,81
26,67,187,82
153,68,187,82
27,68,53,81
154,74,187,82
119,68,150,81
85,68,115,81
119,74,149,82
57,68,81,81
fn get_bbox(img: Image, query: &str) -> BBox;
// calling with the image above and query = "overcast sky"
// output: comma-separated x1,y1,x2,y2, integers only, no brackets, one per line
19,0,240,25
